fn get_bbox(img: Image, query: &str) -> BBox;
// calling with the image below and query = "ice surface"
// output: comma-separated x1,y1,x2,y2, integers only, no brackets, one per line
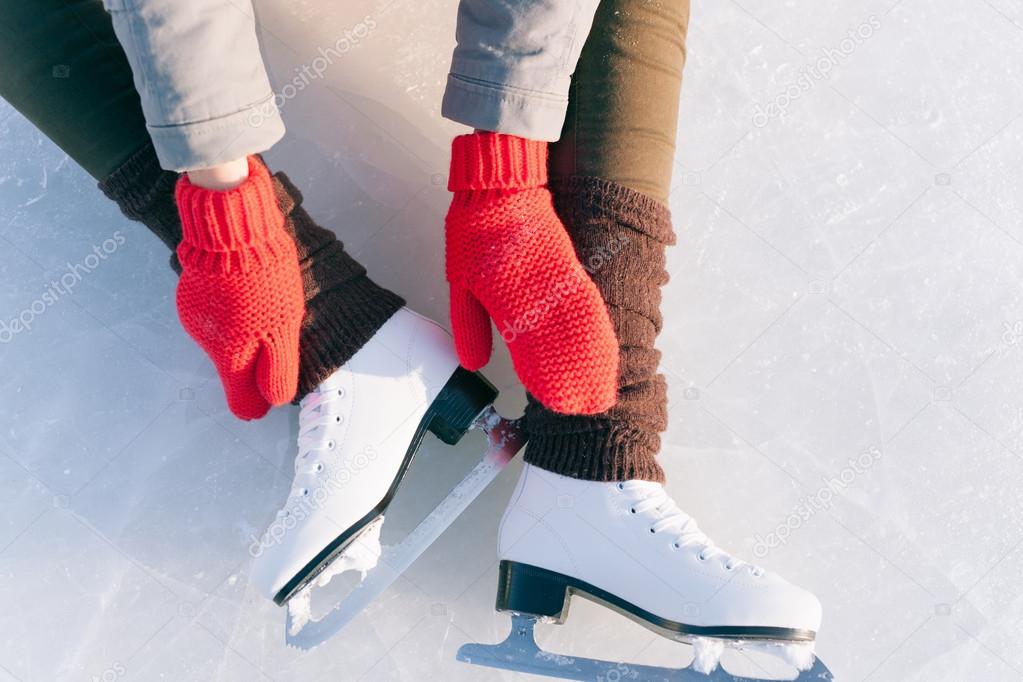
2,0,1023,680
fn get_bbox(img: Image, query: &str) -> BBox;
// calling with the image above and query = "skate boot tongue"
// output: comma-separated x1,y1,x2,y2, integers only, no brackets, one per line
620,481,764,576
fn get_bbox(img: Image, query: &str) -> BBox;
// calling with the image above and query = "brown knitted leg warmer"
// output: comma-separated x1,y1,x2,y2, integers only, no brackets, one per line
269,171,405,396
97,143,182,270
523,176,674,482
97,143,404,399
522,0,688,481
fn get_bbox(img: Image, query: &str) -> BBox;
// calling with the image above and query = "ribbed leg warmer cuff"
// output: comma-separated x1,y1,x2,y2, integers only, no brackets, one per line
524,177,675,483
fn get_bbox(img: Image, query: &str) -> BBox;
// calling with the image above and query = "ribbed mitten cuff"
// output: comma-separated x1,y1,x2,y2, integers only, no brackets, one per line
176,157,286,253
448,132,547,191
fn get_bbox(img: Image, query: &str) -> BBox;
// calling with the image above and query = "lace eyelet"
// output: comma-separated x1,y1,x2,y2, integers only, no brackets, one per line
327,440,336,450
300,488,309,497
697,554,707,562
314,462,324,473
616,483,625,491
630,508,636,514
725,564,735,571
335,415,343,424
671,542,680,550
336,388,345,398
649,528,656,534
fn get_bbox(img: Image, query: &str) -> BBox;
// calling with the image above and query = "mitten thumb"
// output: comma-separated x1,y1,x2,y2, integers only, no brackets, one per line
449,284,493,371
255,325,301,406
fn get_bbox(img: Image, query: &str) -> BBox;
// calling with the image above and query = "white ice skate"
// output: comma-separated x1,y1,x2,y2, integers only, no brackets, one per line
457,463,832,681
250,308,526,649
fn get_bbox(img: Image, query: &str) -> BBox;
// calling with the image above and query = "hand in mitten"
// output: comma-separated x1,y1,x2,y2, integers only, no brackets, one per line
445,132,619,415
175,157,305,420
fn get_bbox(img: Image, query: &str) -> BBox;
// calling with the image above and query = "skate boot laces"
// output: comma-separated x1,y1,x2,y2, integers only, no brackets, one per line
620,481,764,576
285,380,347,504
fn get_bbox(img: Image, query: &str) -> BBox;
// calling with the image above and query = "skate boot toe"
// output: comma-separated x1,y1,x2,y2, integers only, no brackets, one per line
249,509,345,602
250,537,290,601
715,571,822,636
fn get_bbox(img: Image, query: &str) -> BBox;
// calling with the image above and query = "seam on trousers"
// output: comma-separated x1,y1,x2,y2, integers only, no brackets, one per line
117,7,164,121
447,73,568,105
145,93,278,137
557,0,583,84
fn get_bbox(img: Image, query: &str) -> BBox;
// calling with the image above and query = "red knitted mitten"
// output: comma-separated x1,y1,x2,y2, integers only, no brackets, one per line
175,157,305,420
445,132,619,415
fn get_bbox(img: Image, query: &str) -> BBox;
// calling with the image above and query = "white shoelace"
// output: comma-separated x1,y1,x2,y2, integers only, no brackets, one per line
620,481,764,576
294,385,346,477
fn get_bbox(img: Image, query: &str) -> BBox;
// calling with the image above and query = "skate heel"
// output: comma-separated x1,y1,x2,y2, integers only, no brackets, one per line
427,367,498,445
496,560,571,622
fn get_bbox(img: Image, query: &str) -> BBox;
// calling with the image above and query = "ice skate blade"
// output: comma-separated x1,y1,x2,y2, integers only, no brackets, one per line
285,517,384,638
456,616,833,682
285,406,526,651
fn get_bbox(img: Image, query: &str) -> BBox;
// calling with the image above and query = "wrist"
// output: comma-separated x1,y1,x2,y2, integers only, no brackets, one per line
186,157,250,190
